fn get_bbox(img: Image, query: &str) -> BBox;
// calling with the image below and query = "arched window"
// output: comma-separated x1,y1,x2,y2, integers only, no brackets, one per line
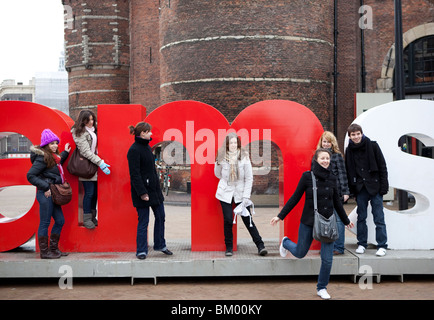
403,35,434,93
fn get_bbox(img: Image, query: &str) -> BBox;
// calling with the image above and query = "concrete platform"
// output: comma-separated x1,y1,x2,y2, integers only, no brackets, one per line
1,238,433,285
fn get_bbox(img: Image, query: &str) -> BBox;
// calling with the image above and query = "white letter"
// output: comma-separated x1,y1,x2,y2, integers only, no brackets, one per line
250,129,271,175
162,128,184,165
216,305,222,314
358,265,373,290
63,5,74,30
186,121,195,164
195,128,215,164
346,99,434,249
359,5,373,30
58,265,73,290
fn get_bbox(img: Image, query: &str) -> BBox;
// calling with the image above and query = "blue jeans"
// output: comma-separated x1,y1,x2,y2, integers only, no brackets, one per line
82,181,97,214
136,203,167,256
36,190,65,237
282,222,334,291
333,210,345,254
355,187,388,249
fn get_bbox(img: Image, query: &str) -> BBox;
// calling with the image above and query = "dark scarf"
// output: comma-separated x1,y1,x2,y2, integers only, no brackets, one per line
346,135,378,184
311,160,331,180
135,136,151,146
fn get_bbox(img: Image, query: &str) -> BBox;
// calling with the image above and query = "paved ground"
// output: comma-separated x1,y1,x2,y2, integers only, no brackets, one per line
1,186,433,301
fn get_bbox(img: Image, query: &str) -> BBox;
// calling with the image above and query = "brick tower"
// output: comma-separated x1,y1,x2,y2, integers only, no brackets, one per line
63,0,130,120
155,0,335,126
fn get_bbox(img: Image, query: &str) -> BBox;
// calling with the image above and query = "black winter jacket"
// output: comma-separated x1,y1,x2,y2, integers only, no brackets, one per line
127,137,164,208
345,135,388,196
27,146,69,192
277,161,351,227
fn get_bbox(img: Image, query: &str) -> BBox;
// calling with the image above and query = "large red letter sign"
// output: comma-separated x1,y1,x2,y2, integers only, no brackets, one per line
1,100,323,252
0,101,75,252
147,100,323,250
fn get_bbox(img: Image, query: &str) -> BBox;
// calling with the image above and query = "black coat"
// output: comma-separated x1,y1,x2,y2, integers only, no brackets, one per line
27,146,69,192
277,161,351,227
127,136,164,208
345,135,388,196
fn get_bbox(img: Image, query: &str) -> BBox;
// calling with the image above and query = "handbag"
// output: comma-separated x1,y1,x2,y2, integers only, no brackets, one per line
311,171,338,243
50,182,72,206
67,148,98,179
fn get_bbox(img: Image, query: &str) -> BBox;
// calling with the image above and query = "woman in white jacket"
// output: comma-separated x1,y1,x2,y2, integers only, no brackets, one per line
215,132,267,257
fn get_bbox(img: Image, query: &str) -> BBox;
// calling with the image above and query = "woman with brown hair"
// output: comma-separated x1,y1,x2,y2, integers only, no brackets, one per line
215,132,267,257
316,131,350,255
71,110,111,229
127,122,173,259
27,129,71,258
270,149,354,299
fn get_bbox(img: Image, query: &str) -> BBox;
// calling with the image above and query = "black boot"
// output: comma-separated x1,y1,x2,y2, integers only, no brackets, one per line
38,236,60,259
257,244,268,256
50,233,69,257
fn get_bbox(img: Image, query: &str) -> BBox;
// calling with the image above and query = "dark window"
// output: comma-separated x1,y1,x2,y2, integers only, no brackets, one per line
404,35,434,88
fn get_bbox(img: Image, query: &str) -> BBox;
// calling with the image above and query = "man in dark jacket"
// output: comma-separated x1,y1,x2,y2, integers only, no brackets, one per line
345,123,388,256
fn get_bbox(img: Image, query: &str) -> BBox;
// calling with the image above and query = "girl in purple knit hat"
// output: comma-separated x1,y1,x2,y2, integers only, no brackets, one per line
27,129,71,259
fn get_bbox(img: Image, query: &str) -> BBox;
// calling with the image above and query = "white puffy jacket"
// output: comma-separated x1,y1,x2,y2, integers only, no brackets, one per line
214,155,253,204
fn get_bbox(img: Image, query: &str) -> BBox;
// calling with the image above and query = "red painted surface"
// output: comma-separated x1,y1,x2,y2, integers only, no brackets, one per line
0,100,323,252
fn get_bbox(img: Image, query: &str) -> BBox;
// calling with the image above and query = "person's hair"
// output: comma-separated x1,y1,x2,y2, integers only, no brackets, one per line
314,148,332,162
316,131,341,154
216,132,242,162
347,123,363,137
41,144,59,168
72,110,97,137
129,122,152,136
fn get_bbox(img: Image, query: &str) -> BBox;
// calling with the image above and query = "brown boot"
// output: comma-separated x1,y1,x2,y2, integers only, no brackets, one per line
50,233,69,257
38,236,60,259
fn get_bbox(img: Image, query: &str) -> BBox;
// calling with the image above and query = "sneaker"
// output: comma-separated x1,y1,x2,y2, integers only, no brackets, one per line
258,247,268,256
225,249,233,257
137,253,146,260
279,237,288,257
317,289,331,300
355,245,366,254
376,248,387,257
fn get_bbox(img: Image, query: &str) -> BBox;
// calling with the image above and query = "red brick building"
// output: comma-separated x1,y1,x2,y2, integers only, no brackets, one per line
63,0,434,192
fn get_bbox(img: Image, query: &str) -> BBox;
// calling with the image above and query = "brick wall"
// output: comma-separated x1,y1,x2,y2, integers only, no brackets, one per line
158,0,335,126
129,0,160,113
64,0,130,120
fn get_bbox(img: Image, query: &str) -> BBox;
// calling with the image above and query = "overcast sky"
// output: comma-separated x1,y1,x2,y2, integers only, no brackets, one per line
0,1,65,83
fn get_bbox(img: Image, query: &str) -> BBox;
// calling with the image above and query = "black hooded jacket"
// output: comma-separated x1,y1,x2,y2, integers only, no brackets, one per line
27,146,69,192
277,161,351,227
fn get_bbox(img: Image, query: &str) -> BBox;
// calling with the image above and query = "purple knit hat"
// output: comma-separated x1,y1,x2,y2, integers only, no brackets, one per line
40,129,60,147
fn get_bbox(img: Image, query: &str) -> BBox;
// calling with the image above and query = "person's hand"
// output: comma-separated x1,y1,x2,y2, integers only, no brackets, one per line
346,222,355,229
44,189,51,198
343,194,350,202
270,216,281,226
141,194,149,201
99,160,111,175
242,198,250,207
65,143,71,153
